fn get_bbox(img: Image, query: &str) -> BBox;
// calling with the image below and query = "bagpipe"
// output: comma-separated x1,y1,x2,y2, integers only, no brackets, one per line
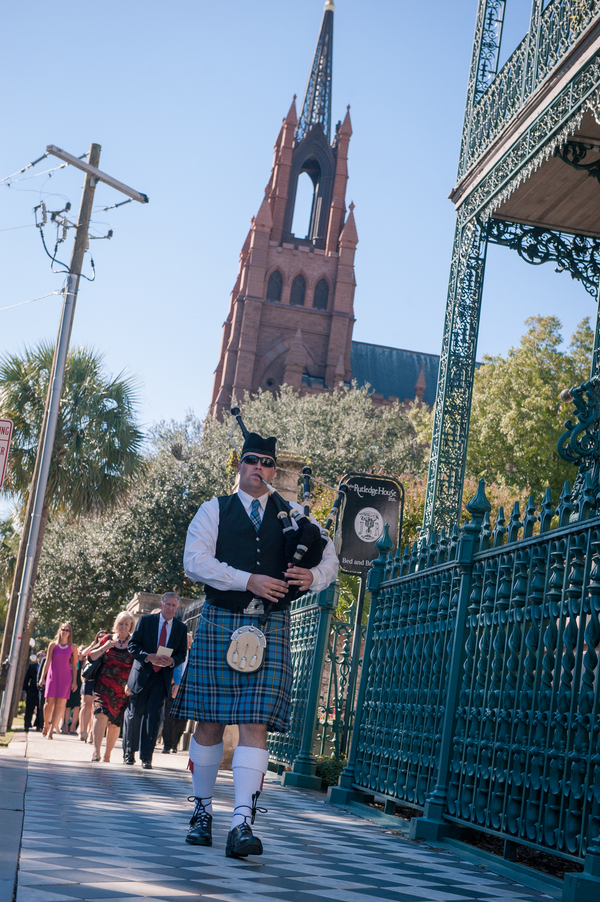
230,406,347,602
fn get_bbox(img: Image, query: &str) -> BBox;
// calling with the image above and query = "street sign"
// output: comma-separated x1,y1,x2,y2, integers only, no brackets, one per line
0,419,13,489
338,472,403,574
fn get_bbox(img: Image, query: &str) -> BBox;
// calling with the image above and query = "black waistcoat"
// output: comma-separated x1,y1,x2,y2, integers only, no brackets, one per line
205,494,289,612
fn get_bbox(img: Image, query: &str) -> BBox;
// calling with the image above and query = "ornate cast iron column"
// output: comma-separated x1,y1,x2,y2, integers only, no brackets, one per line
421,219,488,536
423,0,504,536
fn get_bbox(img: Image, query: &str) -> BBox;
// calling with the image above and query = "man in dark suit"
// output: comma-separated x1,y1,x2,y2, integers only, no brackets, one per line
36,651,46,731
23,651,45,732
124,592,188,768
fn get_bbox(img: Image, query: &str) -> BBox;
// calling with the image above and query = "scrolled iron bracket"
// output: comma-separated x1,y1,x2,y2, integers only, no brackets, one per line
557,376,600,516
554,141,600,186
484,217,600,298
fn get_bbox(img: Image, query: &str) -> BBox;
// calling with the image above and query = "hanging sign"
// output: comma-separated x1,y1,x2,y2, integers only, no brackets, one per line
338,473,403,574
0,419,13,490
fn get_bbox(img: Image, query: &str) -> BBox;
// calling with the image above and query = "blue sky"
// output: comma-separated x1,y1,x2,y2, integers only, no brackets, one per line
1,0,594,433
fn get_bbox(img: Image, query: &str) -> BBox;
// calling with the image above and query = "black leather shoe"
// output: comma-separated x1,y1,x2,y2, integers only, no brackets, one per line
123,753,135,765
141,759,152,769
162,748,171,754
225,823,263,858
186,798,212,846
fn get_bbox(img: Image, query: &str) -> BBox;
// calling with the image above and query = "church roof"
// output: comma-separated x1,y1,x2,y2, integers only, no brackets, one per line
351,341,440,406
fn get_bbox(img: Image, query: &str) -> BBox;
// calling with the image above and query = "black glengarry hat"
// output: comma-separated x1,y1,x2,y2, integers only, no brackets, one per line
241,432,277,461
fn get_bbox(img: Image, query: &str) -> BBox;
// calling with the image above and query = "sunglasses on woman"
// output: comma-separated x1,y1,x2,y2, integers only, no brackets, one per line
241,455,275,468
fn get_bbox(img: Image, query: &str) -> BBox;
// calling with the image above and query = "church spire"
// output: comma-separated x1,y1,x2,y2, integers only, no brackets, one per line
296,1,334,143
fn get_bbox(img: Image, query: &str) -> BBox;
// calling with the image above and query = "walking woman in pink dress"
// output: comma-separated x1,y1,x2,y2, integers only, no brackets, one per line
39,623,78,738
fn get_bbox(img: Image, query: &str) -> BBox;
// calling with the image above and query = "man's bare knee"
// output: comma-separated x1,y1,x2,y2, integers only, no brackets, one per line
194,722,225,745
238,723,268,749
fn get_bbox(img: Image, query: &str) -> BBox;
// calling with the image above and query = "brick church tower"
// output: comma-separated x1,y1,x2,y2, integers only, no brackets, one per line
211,0,357,418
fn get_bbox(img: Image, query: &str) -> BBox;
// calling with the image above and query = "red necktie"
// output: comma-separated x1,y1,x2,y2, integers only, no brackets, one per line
152,621,167,672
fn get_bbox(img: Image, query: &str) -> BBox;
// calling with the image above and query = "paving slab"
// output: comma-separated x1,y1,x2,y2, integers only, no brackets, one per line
0,730,559,902
0,750,28,902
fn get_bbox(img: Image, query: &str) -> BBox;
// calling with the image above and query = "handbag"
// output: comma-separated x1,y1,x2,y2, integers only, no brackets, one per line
82,656,103,681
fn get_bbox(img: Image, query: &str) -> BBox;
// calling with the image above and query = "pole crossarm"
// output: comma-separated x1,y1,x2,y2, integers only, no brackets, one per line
0,142,147,735
46,146,148,204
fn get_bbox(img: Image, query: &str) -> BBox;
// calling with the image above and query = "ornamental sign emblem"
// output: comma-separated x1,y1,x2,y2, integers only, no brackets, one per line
339,473,403,574
353,507,384,543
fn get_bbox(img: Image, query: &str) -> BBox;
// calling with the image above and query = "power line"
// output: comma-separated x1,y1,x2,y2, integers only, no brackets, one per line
0,151,87,186
0,153,48,184
3,163,68,185
0,224,36,233
0,289,63,313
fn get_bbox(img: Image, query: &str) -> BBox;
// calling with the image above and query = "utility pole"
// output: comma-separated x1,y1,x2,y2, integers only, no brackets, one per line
0,143,148,734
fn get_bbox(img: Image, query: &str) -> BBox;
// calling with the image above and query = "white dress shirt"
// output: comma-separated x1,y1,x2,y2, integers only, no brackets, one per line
184,488,339,594
144,613,175,666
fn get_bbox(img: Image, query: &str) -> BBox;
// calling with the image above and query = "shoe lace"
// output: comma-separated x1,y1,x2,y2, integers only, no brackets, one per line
188,796,212,826
234,790,268,826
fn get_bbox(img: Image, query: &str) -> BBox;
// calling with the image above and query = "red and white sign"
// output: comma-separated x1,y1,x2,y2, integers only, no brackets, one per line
0,418,13,489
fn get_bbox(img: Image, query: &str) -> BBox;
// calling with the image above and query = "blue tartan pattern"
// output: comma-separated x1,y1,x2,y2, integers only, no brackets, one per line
170,603,293,733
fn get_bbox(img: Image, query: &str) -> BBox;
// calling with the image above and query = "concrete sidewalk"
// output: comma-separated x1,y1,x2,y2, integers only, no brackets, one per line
1,731,556,902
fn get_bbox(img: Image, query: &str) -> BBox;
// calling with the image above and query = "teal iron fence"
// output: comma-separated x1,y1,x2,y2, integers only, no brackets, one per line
331,471,600,898
267,582,338,786
314,614,367,759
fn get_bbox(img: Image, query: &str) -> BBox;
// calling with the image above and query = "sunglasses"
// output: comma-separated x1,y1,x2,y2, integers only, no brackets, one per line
241,455,276,468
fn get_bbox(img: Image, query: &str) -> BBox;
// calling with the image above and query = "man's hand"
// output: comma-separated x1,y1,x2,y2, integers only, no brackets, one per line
171,683,179,699
285,566,314,594
146,653,172,668
247,574,289,602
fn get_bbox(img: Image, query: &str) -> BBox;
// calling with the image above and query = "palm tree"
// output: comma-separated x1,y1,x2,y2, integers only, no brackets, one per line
0,342,145,720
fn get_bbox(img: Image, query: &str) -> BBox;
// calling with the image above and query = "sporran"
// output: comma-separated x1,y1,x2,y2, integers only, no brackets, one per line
226,625,267,673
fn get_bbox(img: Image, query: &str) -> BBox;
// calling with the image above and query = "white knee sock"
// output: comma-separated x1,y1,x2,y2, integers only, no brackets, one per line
231,745,269,830
188,736,223,814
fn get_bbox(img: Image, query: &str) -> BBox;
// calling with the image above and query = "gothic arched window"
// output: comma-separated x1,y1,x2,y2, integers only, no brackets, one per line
290,274,306,306
266,270,282,302
313,278,329,310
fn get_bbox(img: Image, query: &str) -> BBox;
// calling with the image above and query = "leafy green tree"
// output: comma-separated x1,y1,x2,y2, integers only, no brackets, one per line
0,517,18,638
0,342,145,711
1,342,144,511
466,316,593,501
32,388,433,636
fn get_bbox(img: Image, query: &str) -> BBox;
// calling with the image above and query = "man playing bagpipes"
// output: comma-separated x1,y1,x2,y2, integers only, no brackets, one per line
172,423,339,859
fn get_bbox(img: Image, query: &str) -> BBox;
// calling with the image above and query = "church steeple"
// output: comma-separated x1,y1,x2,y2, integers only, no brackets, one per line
296,1,335,143
210,0,357,419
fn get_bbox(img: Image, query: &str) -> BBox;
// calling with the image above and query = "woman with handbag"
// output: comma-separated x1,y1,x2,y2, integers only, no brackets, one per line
39,623,78,739
79,630,110,742
88,612,135,762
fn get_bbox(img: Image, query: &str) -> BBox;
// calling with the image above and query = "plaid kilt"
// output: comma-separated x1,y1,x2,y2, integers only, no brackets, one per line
170,603,292,733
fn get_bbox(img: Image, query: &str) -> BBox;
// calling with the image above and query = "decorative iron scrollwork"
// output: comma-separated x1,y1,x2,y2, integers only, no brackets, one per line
554,141,600,185
557,376,600,515
485,218,600,297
